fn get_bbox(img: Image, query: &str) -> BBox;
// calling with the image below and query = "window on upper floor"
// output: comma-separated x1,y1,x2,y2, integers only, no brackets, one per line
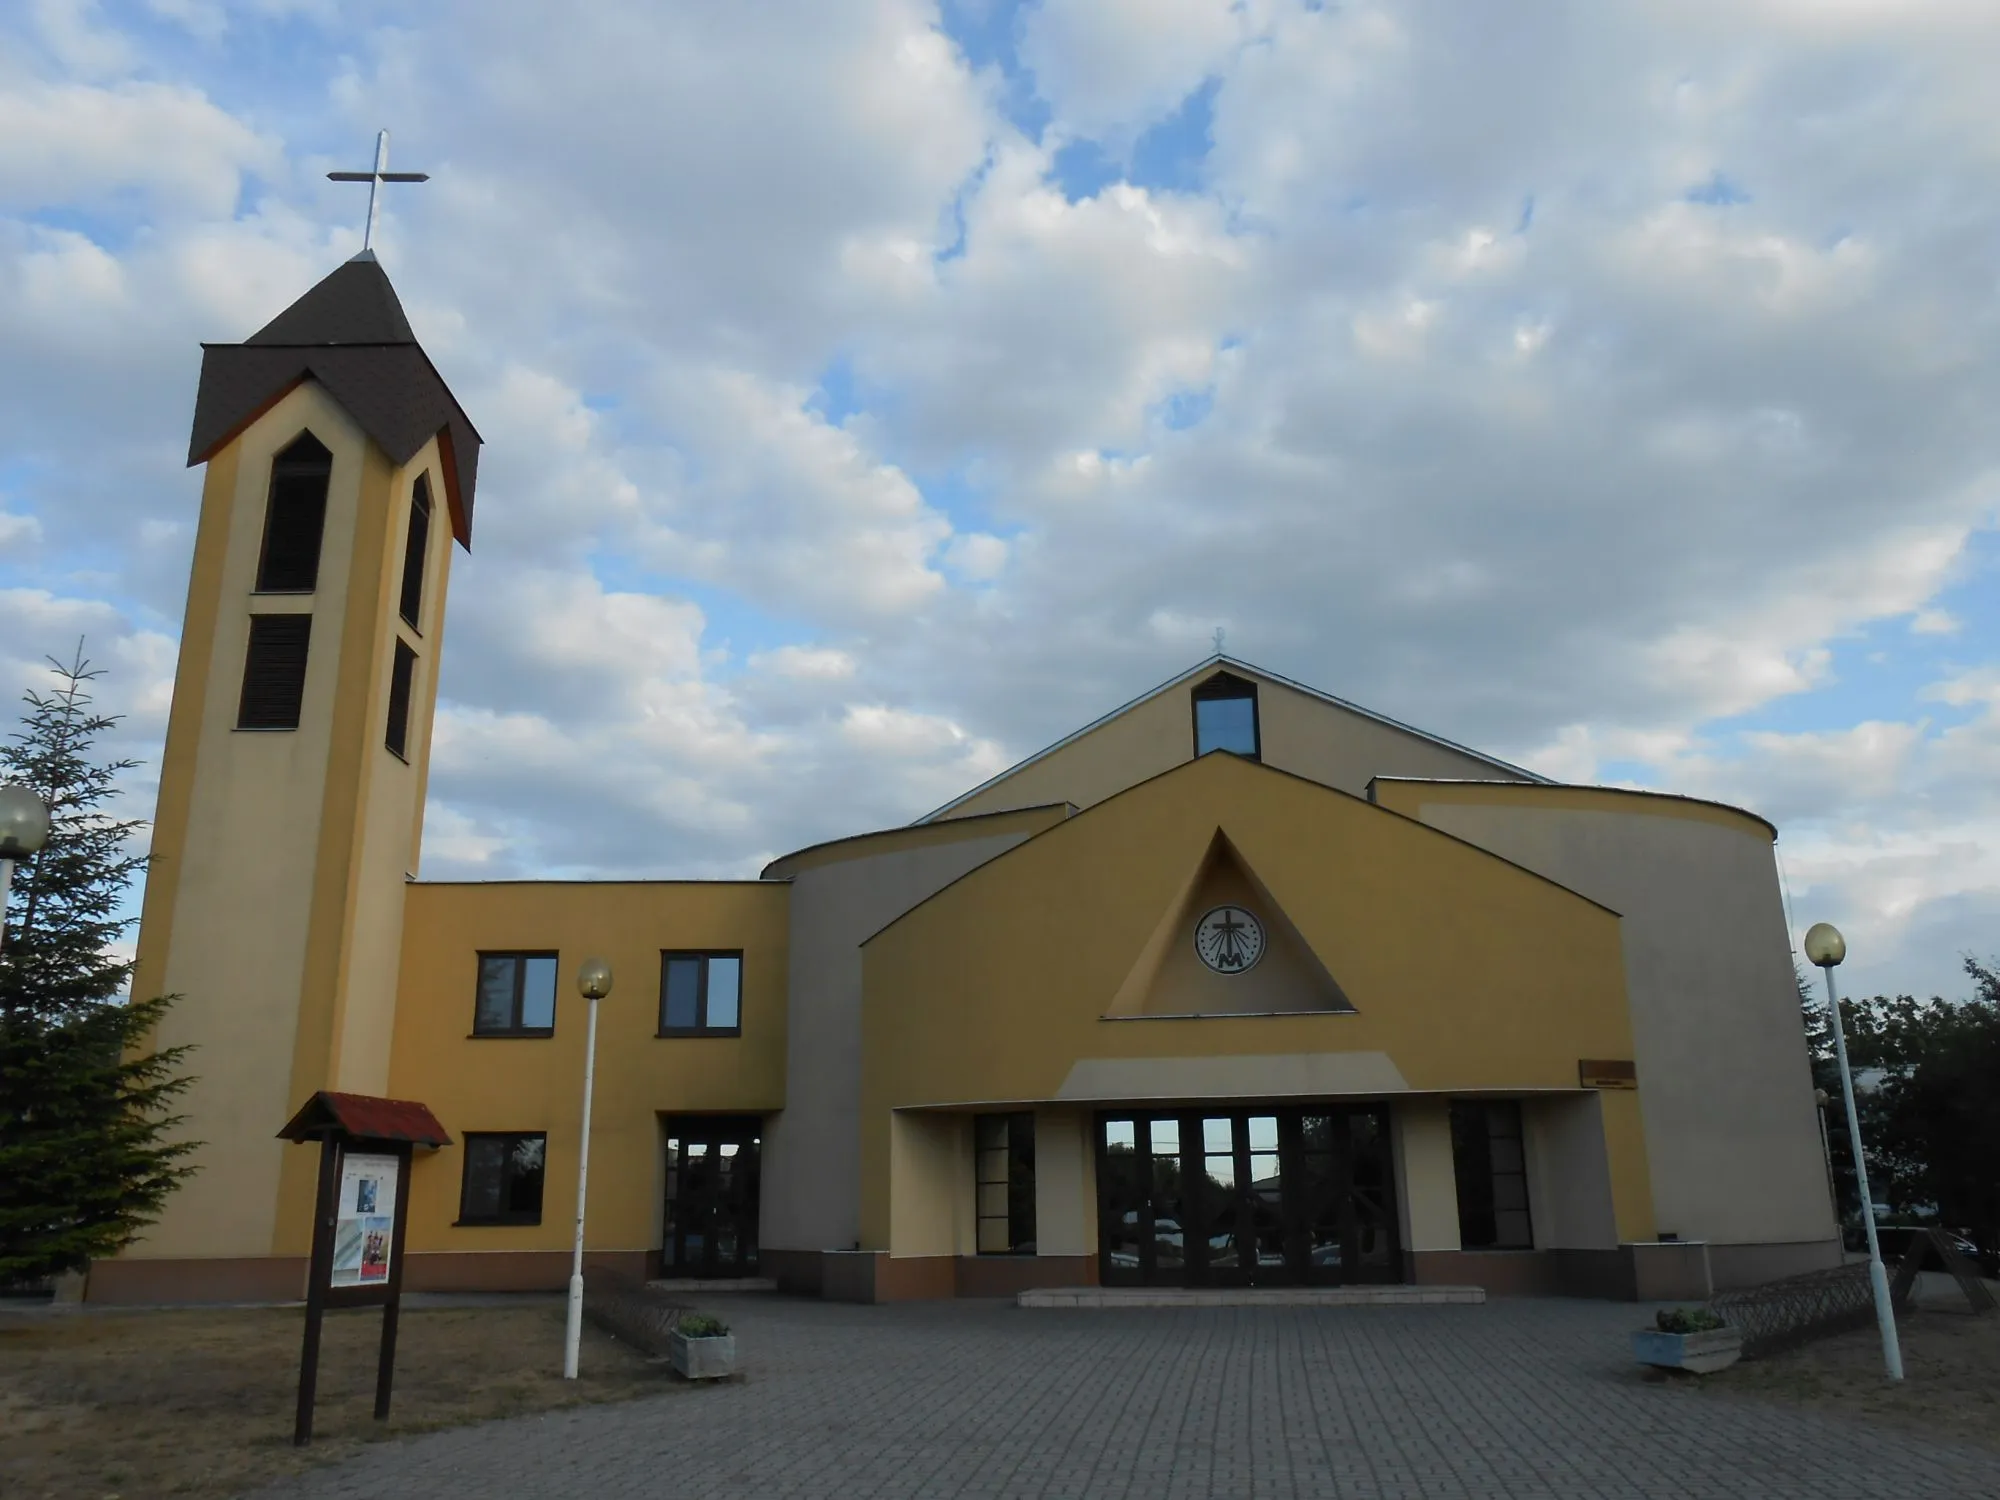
1192,671,1260,759
474,952,558,1036
385,639,417,760
457,1132,547,1225
399,475,432,629
256,432,333,593
658,952,742,1036
975,1112,1037,1254
1450,1100,1533,1249
237,613,312,730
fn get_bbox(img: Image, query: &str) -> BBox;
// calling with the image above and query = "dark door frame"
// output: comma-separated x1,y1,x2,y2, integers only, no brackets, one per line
661,1115,762,1278
1093,1104,1401,1288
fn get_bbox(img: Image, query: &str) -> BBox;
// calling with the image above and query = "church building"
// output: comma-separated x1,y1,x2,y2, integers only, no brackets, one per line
90,255,1840,1305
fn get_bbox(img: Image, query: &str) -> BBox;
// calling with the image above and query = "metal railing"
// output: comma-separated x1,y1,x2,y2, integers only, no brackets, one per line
581,1265,690,1358
1708,1262,1886,1359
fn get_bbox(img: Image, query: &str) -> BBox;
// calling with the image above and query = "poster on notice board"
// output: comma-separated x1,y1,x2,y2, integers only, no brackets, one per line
330,1151,399,1289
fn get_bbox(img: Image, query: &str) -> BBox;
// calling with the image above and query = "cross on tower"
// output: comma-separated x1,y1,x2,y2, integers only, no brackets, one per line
1212,626,1226,656
328,130,429,254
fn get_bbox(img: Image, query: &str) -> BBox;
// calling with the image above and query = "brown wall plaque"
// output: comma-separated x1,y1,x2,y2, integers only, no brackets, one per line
1579,1059,1638,1089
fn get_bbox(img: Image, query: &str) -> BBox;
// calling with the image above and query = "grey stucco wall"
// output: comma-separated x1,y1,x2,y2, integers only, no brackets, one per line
759,830,1034,1253
1413,803,1836,1253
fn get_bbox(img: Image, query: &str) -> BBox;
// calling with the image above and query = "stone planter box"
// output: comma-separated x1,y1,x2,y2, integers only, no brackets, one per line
668,1330,736,1381
1632,1327,1742,1374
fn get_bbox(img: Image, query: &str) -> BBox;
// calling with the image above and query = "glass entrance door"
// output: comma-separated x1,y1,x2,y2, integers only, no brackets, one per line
662,1117,760,1277
1096,1106,1399,1287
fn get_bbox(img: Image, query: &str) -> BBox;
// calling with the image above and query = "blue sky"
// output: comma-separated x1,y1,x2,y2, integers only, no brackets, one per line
3,0,1999,1002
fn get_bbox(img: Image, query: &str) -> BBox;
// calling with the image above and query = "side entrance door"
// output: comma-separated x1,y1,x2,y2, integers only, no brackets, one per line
662,1117,761,1278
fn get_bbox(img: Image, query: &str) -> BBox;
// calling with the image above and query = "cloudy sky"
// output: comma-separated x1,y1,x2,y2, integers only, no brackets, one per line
3,0,1996,1002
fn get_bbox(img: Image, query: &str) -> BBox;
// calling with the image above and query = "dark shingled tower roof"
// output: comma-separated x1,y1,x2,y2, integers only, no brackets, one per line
187,251,482,546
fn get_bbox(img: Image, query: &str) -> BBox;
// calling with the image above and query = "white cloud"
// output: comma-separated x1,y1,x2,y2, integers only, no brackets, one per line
2,0,1999,1002
0,79,277,216
749,645,858,681
1021,0,1248,144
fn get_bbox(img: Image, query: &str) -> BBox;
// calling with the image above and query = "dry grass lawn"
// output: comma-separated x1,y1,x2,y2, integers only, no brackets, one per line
0,1298,672,1500
1691,1305,2000,1452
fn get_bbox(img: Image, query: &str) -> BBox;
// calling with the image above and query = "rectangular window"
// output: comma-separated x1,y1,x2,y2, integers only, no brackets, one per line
399,476,432,629
237,613,312,730
385,639,417,759
1450,1101,1533,1250
256,432,333,593
1191,672,1260,759
473,952,558,1036
976,1112,1036,1254
658,952,743,1036
457,1132,547,1225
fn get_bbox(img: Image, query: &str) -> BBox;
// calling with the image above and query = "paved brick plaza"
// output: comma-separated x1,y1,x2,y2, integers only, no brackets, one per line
261,1295,1999,1500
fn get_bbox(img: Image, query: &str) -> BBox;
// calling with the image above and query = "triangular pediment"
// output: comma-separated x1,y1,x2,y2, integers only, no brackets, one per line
1106,827,1355,1018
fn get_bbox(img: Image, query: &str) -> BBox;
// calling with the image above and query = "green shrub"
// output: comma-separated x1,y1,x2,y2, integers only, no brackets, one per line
676,1313,730,1338
1654,1306,1725,1334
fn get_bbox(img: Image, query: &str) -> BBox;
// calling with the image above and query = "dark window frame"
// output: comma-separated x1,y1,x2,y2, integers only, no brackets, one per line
1449,1100,1534,1250
471,951,560,1037
975,1112,1037,1255
254,431,334,594
1190,670,1261,760
236,613,313,730
399,474,432,631
455,1131,548,1226
657,951,745,1037
385,638,417,760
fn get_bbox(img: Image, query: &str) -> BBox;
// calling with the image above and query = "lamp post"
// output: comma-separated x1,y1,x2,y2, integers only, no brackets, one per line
0,782,54,957
564,956,613,1380
1803,921,1902,1382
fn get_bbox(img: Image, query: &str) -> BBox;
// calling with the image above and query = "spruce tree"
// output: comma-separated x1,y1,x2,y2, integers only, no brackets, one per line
0,646,197,1284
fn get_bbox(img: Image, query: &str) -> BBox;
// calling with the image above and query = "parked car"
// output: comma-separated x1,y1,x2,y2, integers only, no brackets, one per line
1870,1225,1983,1266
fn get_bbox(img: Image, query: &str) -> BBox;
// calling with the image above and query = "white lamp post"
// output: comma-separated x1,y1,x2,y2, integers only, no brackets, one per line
0,782,54,957
1803,921,1903,1382
563,956,613,1380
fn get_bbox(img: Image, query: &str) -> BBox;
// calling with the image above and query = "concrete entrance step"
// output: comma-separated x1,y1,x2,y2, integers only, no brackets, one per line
1019,1285,1486,1309
646,1277,779,1294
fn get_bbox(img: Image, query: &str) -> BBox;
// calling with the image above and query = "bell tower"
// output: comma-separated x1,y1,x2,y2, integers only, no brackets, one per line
120,253,481,1296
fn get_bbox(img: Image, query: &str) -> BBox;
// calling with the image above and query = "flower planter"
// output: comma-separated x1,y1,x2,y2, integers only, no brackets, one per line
668,1330,736,1380
1631,1326,1742,1374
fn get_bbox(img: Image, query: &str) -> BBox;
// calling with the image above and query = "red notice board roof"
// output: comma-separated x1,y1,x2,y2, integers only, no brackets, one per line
278,1091,452,1147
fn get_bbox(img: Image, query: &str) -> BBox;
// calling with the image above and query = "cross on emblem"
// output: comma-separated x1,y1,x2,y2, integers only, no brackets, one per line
1195,905,1265,973
328,130,429,254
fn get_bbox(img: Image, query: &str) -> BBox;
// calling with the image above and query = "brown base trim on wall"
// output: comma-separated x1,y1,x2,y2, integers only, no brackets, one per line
1406,1247,1638,1300
877,1255,956,1302
1408,1249,1555,1296
780,1250,1102,1302
86,1256,309,1306
954,1255,1097,1298
762,1248,826,1298
399,1250,649,1294
87,1251,658,1303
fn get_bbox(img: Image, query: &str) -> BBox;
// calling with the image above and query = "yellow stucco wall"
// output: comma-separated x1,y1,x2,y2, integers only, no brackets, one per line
129,384,440,1261
1369,777,1776,841
936,668,1529,822
860,752,1655,1250
386,880,789,1256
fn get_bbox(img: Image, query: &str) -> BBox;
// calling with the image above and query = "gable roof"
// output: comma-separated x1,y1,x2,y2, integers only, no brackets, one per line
277,1090,452,1147
187,251,482,547
876,739,1616,949
915,654,1550,823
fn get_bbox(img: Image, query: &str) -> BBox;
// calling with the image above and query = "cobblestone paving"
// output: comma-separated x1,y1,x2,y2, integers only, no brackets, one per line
259,1294,2000,1499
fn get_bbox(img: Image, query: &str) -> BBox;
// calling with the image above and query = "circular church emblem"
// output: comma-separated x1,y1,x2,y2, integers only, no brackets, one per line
1194,905,1265,974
